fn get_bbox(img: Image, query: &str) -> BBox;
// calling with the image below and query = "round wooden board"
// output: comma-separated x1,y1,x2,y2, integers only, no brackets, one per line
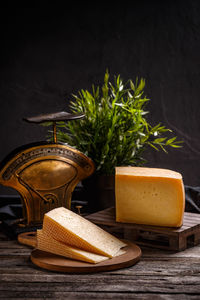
31,240,141,273
18,231,37,248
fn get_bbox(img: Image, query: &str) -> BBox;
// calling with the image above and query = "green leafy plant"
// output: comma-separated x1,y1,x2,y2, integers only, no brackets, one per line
49,70,182,175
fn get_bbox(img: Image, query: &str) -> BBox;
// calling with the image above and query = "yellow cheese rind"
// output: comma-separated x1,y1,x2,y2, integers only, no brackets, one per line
43,207,126,258
37,230,110,264
116,167,183,179
115,167,185,227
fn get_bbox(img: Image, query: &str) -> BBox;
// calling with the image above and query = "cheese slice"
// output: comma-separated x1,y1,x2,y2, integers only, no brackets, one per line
42,207,126,258
37,230,110,264
115,166,185,227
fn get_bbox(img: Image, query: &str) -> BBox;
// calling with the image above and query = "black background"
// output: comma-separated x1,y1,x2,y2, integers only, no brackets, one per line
0,1,200,196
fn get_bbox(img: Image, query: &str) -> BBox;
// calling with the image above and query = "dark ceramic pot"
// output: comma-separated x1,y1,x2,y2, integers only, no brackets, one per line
82,174,115,213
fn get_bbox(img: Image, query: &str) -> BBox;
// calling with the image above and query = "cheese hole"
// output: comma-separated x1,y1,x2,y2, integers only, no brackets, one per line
152,192,158,197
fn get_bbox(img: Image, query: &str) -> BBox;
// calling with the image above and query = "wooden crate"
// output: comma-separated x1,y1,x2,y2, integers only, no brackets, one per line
86,207,200,251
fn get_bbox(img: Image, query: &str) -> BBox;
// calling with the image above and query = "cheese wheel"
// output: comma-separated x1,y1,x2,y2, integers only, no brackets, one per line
37,230,110,264
42,207,126,258
115,166,185,227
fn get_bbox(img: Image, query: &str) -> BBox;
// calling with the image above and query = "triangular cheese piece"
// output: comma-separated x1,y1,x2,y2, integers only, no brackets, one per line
37,230,110,264
42,207,126,258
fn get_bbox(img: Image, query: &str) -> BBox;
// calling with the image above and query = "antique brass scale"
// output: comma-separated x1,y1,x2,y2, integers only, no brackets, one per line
0,112,95,227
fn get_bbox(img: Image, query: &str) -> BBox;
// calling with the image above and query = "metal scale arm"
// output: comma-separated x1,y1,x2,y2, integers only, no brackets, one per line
23,111,85,143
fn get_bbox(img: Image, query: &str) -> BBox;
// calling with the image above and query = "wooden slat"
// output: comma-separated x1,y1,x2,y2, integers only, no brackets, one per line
1,293,200,300
1,235,200,298
86,208,200,251
90,208,200,226
1,275,200,294
87,211,185,235
92,209,200,221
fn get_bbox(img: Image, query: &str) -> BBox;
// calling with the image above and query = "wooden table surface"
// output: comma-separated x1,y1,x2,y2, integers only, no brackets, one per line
1,231,200,300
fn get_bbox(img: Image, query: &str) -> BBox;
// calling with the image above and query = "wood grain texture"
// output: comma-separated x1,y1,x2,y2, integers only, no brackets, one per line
17,231,37,248
86,207,200,251
1,230,200,299
30,240,141,273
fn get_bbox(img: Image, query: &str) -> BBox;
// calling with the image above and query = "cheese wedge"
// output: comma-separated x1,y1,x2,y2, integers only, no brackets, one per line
37,230,110,264
42,207,126,258
115,166,185,227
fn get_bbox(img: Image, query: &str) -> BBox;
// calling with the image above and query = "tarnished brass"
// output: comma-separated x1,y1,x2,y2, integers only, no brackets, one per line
53,122,57,143
0,143,95,225
0,111,94,226
76,205,83,215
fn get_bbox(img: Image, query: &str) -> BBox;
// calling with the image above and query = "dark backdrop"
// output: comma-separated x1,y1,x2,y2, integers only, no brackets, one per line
0,1,199,196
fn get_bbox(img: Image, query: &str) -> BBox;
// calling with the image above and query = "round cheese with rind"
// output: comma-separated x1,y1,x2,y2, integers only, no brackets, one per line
115,167,185,227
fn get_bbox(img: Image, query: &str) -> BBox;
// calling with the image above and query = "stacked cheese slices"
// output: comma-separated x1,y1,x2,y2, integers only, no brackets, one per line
37,207,126,264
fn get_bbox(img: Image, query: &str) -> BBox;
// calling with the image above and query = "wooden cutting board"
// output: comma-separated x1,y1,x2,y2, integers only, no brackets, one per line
30,240,141,273
18,232,141,273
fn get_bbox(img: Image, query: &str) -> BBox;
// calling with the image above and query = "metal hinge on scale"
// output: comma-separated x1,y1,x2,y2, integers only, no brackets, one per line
0,112,95,226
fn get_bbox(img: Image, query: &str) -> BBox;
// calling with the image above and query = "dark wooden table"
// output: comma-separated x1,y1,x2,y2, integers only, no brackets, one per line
1,231,200,299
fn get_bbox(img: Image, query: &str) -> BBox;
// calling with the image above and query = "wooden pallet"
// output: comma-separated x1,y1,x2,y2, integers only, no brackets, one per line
86,207,200,251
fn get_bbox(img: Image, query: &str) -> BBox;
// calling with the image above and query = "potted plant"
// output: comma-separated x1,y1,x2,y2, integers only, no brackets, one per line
49,70,182,211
